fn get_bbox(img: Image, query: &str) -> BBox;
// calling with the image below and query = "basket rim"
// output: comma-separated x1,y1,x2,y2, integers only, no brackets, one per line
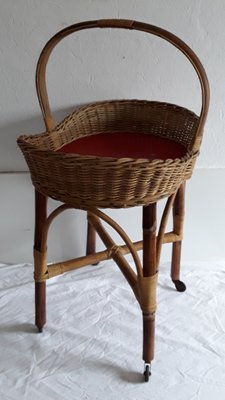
56,98,199,127
17,99,199,165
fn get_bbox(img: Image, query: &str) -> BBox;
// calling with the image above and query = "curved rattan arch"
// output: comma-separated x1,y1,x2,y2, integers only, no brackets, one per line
38,204,142,278
36,19,209,153
36,193,176,283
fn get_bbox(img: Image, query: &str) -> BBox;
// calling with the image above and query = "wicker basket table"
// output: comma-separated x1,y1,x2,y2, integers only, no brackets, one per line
17,19,209,382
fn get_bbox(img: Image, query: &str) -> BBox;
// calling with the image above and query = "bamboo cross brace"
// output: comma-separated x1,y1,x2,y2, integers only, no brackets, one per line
88,208,143,276
87,211,139,298
88,210,158,314
34,192,182,283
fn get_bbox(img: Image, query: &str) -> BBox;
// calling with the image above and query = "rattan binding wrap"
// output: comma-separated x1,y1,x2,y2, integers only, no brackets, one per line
18,100,199,208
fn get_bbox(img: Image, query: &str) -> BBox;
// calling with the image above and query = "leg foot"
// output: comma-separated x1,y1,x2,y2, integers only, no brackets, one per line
144,363,151,382
172,279,186,292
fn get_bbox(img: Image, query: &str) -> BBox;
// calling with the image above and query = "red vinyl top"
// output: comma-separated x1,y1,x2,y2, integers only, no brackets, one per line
57,132,186,160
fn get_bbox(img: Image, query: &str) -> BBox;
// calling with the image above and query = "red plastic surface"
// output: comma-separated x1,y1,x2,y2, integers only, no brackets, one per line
58,132,186,160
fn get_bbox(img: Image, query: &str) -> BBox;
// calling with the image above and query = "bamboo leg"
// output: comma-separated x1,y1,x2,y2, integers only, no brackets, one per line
86,219,96,255
86,213,99,265
34,190,47,332
171,183,186,292
142,203,157,379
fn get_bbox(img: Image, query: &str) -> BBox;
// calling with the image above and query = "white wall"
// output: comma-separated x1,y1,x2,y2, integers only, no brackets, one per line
0,0,224,263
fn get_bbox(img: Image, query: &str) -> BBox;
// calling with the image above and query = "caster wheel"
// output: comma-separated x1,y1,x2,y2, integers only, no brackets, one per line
38,327,43,333
144,364,151,382
173,279,186,292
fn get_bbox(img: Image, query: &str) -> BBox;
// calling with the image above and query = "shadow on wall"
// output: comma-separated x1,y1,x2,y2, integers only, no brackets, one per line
0,105,83,172
0,170,88,263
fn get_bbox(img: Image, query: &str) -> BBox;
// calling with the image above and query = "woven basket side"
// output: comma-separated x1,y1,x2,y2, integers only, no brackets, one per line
18,101,199,154
54,101,199,152
18,139,197,208
17,100,199,208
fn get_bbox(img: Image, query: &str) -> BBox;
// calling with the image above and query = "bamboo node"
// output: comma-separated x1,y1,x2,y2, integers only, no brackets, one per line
143,222,157,234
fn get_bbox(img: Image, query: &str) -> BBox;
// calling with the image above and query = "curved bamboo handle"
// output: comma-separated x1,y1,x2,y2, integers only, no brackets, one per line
36,19,209,151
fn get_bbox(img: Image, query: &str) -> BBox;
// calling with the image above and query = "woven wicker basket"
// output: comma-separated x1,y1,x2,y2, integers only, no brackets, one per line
17,20,209,209
18,100,199,208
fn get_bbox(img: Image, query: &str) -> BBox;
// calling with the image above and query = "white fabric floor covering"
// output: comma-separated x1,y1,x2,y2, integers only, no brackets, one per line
1,259,225,400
